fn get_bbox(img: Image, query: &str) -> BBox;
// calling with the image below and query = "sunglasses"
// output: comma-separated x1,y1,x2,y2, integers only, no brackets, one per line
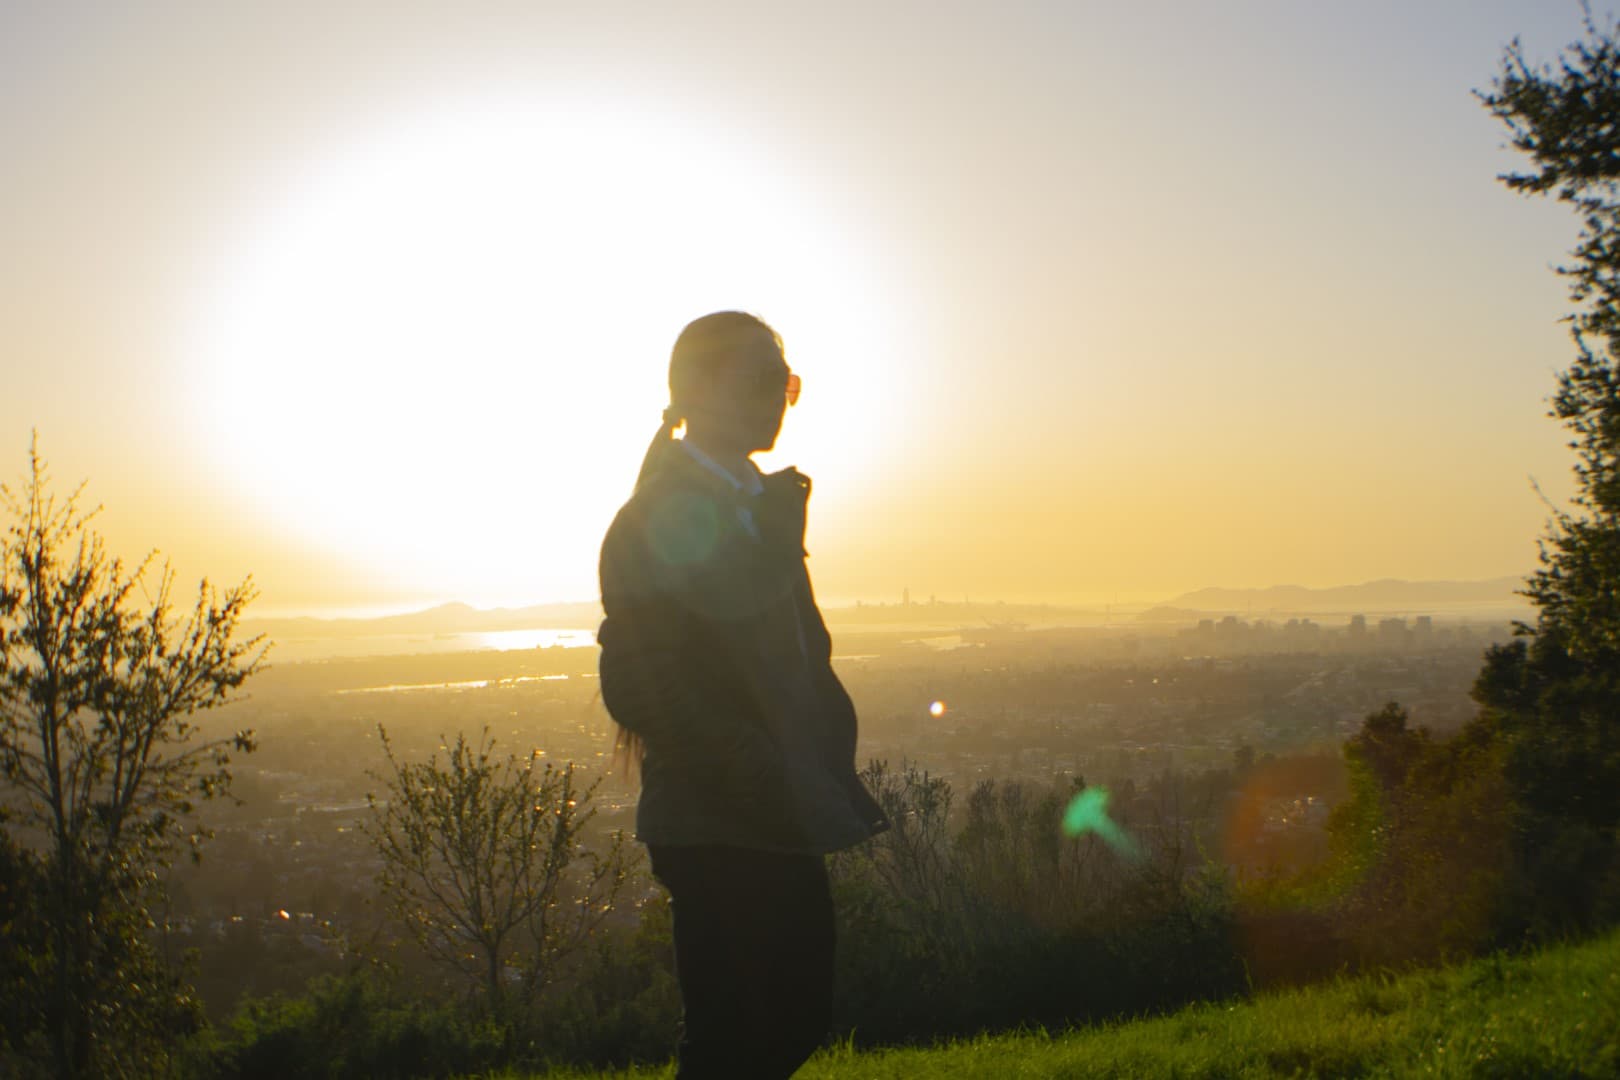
744,366,801,406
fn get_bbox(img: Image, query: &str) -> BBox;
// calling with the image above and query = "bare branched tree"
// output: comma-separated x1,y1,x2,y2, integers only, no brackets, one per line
365,726,630,1021
0,436,261,1079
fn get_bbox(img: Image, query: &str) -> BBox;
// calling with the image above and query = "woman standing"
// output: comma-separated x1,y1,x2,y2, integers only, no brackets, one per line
596,311,889,1078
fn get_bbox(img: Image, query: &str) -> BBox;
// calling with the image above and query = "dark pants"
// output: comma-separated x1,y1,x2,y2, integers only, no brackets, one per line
647,843,836,1080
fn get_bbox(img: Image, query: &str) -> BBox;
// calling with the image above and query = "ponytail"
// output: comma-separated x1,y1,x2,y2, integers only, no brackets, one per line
634,404,683,492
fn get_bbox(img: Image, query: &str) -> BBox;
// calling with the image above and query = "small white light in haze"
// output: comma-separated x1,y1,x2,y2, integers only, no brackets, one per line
929,700,946,718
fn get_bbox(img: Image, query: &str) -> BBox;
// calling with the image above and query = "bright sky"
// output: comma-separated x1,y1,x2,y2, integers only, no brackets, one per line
0,1,1604,615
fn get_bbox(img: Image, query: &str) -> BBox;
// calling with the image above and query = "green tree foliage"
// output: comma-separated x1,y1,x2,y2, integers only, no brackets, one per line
830,761,1242,1045
364,727,630,1023
1315,705,1513,968
1470,8,1620,931
0,440,261,1078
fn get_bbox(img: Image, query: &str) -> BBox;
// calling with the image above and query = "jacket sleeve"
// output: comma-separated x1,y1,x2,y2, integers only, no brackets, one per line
597,503,796,826
794,566,890,834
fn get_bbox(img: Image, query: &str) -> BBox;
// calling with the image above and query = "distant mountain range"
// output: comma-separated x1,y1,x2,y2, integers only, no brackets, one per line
244,576,1533,640
242,601,604,639
1159,576,1530,615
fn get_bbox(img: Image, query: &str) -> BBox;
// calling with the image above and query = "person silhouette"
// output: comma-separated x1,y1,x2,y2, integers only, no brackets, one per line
597,311,889,1079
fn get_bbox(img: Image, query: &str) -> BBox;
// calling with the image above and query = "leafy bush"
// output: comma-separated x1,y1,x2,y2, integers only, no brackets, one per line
179,972,508,1080
828,761,1245,1046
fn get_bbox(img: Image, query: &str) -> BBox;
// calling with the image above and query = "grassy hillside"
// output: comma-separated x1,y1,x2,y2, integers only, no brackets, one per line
516,928,1620,1079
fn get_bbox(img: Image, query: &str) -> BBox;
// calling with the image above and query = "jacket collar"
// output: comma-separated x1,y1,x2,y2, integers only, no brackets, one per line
645,439,812,557
650,438,810,500
677,439,764,495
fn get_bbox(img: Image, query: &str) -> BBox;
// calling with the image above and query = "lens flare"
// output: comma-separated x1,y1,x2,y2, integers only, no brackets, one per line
1062,787,1142,860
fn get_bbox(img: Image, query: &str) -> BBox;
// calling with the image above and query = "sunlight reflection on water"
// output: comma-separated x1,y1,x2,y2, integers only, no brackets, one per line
266,627,598,662
468,628,597,651
336,673,572,695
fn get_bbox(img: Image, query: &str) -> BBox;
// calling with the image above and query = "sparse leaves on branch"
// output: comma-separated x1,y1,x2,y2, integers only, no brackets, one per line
1481,7,1620,548
365,725,629,1020
0,435,262,1078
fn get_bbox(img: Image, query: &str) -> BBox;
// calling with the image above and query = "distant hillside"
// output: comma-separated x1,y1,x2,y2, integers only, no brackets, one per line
242,600,604,639
1165,576,1529,615
1134,605,1208,624
238,596,1108,651
241,578,1531,641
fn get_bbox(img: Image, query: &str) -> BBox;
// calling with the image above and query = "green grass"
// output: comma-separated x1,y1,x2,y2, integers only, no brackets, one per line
505,928,1620,1079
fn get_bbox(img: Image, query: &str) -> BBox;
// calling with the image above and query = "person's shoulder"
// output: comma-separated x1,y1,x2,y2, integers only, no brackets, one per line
609,453,708,536
602,456,732,585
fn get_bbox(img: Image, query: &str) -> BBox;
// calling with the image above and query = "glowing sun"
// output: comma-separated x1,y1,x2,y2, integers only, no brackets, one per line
184,91,902,606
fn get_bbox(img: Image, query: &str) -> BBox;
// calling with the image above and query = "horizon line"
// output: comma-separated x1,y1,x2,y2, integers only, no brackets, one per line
240,571,1533,624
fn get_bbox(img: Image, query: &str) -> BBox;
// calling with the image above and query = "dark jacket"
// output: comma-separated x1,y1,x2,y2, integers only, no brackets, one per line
597,442,889,853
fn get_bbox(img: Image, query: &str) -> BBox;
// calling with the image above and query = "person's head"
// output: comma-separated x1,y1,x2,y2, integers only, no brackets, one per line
636,311,800,485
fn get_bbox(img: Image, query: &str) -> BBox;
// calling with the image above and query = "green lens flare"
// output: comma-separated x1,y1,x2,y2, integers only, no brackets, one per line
1062,787,1142,860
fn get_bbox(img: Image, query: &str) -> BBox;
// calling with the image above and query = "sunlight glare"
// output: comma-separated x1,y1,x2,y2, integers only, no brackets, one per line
183,91,903,604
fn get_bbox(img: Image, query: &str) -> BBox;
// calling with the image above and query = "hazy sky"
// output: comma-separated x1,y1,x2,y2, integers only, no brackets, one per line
0,1,1605,615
